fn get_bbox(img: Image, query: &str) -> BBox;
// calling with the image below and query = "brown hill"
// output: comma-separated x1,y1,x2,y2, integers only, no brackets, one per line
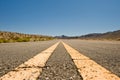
0,31,54,43
80,30,120,41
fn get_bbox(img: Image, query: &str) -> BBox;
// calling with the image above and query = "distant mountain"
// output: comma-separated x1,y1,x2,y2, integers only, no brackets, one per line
0,31,54,43
55,30,120,41
55,35,69,39
79,30,120,41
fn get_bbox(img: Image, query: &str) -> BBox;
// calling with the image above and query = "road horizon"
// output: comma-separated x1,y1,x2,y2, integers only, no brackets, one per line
0,39,120,80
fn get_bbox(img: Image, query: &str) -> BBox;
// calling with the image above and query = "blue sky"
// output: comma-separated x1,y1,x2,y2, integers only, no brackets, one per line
0,0,120,36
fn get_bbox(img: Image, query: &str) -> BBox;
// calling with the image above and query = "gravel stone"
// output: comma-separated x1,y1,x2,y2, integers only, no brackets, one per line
0,40,58,77
38,43,82,80
63,40,120,77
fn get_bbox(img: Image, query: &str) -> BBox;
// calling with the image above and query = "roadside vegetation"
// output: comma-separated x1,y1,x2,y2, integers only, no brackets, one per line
0,31,54,43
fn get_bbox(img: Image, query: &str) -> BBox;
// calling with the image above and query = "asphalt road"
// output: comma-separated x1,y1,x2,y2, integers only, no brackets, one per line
63,39,120,77
0,39,120,79
0,40,58,77
38,43,82,80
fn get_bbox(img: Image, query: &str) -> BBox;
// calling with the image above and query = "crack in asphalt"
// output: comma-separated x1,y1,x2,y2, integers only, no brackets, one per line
38,43,83,80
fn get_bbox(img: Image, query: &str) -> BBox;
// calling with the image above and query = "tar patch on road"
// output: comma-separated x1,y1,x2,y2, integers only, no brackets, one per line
38,43,82,80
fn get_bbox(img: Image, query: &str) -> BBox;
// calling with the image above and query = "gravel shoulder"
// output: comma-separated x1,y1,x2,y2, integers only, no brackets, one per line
63,39,120,77
38,43,82,80
0,40,58,77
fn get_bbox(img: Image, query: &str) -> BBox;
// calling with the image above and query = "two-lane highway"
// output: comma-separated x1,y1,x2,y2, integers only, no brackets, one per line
0,39,120,80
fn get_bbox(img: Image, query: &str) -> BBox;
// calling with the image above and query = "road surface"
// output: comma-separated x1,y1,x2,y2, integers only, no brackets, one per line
0,40,58,77
0,39,120,80
38,43,82,80
63,40,120,77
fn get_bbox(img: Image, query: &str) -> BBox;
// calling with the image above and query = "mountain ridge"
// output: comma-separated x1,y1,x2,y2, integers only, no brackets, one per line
79,30,120,40
55,30,120,41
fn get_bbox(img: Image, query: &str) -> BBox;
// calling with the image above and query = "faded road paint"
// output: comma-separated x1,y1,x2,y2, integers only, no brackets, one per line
0,42,60,80
62,42,120,80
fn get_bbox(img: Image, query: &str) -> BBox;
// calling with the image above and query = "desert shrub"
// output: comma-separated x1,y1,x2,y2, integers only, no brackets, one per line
15,37,30,42
0,31,54,43
0,38,9,43
0,39,4,43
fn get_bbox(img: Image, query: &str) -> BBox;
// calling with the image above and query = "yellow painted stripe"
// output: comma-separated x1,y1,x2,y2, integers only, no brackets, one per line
62,42,120,80
0,42,60,80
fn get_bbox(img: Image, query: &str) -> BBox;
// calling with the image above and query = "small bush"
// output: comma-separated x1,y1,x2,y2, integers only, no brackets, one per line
0,31,54,43
15,37,30,42
0,39,9,43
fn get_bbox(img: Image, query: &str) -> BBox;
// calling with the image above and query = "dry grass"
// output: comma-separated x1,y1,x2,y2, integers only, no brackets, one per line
0,31,54,43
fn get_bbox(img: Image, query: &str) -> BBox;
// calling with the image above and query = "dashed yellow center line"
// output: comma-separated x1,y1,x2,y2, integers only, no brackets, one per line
0,42,60,80
62,42,120,80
